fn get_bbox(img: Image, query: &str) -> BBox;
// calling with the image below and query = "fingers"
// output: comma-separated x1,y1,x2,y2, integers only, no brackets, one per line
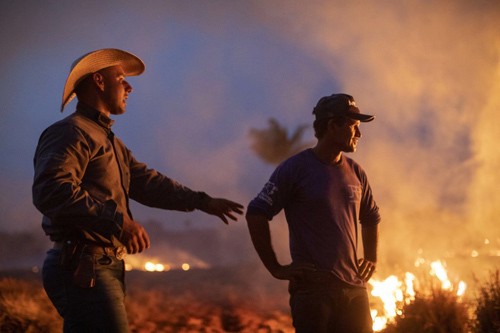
208,198,244,224
365,267,375,281
218,214,229,225
271,264,297,280
127,238,138,255
272,263,317,282
217,209,237,225
137,225,151,252
357,258,376,281
218,210,239,224
358,260,368,277
121,217,150,254
133,226,150,254
222,210,239,222
227,200,244,214
220,200,244,216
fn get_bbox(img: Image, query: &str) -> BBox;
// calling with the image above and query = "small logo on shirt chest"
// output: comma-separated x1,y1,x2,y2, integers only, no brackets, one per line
346,185,362,202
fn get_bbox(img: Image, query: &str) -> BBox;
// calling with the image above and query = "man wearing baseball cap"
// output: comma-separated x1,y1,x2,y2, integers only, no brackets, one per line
33,48,243,332
246,93,380,333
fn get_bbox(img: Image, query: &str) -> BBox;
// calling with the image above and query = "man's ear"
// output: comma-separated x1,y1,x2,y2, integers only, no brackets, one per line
327,118,339,133
92,72,105,92
328,117,346,133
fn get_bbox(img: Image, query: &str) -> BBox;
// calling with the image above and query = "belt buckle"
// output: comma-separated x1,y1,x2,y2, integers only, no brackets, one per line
115,246,127,260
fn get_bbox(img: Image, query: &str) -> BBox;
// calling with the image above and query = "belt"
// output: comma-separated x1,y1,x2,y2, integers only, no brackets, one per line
53,241,127,260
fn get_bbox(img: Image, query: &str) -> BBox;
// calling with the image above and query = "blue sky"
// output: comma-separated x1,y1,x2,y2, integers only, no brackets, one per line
1,0,499,266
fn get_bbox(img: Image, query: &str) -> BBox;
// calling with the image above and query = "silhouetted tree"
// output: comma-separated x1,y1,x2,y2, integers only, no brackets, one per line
249,118,311,166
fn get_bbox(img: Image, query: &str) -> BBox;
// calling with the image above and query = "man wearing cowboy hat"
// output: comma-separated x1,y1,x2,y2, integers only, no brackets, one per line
33,48,244,332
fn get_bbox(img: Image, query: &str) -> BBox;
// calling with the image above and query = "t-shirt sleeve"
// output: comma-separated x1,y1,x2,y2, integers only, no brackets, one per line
247,161,294,221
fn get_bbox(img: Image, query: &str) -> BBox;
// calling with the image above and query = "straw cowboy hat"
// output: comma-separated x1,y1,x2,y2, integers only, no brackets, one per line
61,48,145,112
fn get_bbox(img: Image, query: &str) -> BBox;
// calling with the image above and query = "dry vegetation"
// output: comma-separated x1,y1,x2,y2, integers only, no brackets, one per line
124,265,294,332
0,265,294,333
382,288,472,333
472,271,500,333
0,276,62,332
1,267,499,333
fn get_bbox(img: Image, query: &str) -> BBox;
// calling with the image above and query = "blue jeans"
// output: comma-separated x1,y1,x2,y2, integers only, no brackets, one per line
43,249,130,333
289,281,373,333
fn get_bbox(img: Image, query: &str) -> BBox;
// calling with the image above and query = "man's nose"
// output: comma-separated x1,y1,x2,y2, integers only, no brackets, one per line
125,81,133,93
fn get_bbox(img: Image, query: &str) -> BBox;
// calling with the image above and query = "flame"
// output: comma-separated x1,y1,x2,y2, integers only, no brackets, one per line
144,261,170,272
457,281,467,297
404,272,416,302
124,253,470,332
370,275,404,318
123,258,201,272
369,258,466,331
123,252,210,272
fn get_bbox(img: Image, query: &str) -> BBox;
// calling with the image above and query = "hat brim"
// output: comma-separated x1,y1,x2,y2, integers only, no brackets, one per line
61,48,145,111
346,112,375,122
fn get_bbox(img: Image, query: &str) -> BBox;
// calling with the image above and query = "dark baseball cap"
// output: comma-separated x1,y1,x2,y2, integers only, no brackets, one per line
312,93,375,122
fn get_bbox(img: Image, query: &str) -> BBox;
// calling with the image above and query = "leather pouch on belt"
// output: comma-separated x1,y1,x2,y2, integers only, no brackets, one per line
73,253,96,288
60,241,80,271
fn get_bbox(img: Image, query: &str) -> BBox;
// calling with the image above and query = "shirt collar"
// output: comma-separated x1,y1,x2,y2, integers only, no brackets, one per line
76,102,115,130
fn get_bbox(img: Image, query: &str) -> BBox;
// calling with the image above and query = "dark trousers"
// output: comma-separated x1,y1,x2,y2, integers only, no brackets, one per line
42,248,130,333
289,279,373,333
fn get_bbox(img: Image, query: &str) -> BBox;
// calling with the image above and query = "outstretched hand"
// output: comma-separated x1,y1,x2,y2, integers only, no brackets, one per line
201,197,244,224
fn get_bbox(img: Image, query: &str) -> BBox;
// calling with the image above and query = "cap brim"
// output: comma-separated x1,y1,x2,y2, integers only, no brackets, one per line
346,112,375,122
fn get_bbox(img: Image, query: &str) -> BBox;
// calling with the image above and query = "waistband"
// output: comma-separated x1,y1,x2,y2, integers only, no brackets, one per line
289,269,360,292
53,241,127,260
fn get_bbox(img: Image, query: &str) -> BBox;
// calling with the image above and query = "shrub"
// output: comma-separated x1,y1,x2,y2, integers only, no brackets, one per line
473,270,500,333
382,287,471,333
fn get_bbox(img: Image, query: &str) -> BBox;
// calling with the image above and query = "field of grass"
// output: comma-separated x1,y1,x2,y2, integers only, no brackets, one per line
0,264,294,333
124,265,294,332
1,266,498,332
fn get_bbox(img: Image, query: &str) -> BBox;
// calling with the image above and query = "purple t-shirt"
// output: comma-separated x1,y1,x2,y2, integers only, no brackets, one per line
248,149,381,287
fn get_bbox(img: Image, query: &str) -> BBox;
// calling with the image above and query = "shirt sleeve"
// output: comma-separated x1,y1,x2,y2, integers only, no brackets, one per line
247,161,294,220
125,148,206,212
32,124,123,240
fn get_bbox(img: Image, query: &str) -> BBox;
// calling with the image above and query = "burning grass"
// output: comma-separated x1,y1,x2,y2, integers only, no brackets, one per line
382,288,472,333
0,267,498,332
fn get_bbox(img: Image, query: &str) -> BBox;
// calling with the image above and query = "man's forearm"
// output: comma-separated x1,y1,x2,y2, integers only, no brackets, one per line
246,214,281,273
362,223,379,262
